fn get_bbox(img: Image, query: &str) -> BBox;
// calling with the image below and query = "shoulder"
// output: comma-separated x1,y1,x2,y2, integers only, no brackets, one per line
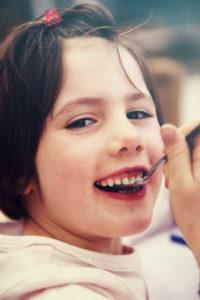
0,223,146,299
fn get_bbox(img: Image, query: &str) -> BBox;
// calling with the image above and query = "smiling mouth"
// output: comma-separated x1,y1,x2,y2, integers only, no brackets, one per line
94,169,147,194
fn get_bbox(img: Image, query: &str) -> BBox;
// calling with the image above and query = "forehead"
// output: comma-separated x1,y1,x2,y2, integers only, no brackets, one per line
54,37,151,111
63,37,148,87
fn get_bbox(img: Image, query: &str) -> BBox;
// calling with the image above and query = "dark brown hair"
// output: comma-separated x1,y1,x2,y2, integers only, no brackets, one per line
0,1,162,220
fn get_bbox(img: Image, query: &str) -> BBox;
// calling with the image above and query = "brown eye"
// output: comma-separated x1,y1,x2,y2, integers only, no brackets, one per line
127,110,151,120
67,118,95,129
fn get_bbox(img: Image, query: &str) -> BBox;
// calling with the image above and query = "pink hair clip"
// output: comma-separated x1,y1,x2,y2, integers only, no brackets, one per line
43,8,62,26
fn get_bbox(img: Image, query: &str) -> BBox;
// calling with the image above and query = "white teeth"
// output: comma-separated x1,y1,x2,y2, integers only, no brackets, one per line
115,178,121,185
98,173,143,187
129,177,136,184
107,179,114,187
122,177,129,185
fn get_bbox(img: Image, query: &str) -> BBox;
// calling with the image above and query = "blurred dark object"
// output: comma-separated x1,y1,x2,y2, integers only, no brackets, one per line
133,25,200,72
0,0,31,41
148,57,186,125
56,0,200,26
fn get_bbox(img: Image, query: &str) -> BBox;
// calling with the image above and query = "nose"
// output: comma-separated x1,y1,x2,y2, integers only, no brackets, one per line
106,117,144,158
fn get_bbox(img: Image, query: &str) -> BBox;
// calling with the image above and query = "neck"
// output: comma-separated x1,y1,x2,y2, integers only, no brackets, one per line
22,217,124,255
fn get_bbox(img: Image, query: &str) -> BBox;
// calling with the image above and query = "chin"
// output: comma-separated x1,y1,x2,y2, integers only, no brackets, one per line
121,214,153,237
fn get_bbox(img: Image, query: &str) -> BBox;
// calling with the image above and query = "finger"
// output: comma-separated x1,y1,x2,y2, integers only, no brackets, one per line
163,163,169,188
161,122,197,189
179,119,200,136
160,124,193,188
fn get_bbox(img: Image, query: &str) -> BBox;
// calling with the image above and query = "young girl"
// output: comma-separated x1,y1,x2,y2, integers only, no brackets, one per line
0,1,191,299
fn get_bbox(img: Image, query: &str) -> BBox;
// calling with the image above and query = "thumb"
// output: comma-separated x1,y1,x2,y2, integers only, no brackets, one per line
160,124,192,188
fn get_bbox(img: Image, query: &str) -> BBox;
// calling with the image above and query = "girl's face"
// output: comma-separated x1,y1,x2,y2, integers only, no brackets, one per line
27,37,163,252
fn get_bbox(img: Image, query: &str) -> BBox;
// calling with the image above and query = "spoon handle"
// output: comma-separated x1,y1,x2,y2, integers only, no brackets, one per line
185,124,200,152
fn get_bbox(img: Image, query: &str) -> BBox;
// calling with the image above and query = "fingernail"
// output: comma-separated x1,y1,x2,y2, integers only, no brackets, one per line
161,126,178,146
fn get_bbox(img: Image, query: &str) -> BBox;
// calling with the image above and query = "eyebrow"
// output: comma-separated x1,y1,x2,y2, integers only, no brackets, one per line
53,92,151,119
53,97,102,119
126,92,151,102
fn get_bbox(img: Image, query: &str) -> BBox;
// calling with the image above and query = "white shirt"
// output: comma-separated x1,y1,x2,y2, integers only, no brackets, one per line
0,221,147,300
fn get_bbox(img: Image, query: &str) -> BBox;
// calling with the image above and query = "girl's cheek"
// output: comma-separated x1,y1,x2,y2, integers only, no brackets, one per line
146,127,164,161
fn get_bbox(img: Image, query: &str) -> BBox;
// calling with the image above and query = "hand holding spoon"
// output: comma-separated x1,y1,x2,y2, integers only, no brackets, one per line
134,124,200,185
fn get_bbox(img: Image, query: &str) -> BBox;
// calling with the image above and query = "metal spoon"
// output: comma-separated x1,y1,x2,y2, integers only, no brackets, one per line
134,155,167,185
133,124,200,186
